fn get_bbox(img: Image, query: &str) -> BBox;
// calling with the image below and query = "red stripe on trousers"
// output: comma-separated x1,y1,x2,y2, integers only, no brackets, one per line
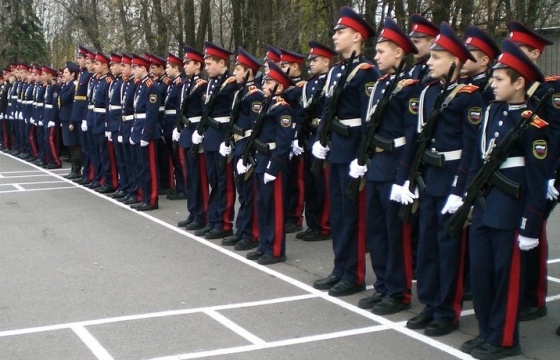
357,190,367,284
294,158,305,226
107,140,118,188
222,161,235,231
537,221,548,307
88,163,95,181
252,176,259,241
29,126,38,157
503,234,521,347
320,164,330,234
402,222,413,304
168,155,175,189
273,172,284,257
452,228,467,322
178,148,187,189
2,121,10,148
148,142,158,205
198,153,209,222
49,128,61,166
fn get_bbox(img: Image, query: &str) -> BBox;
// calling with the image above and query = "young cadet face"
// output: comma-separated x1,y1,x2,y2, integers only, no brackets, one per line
427,50,458,80
262,79,283,97
411,37,434,60
374,41,403,73
150,64,164,77
110,62,122,77
233,64,250,83
165,63,179,78
183,60,199,77
332,27,362,54
76,55,86,68
491,68,525,102
86,59,95,72
308,56,330,76
518,44,541,63
63,68,74,83
461,50,488,77
121,63,132,78
132,65,147,79
204,57,225,78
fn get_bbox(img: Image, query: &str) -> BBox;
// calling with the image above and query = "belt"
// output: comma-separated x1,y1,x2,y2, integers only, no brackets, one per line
44,104,53,109
310,118,320,128
188,116,202,123
93,108,106,113
165,109,177,115
438,149,462,161
373,135,406,152
36,103,44,108
74,96,87,101
159,106,165,112
233,129,252,142
88,105,94,110
122,115,134,121
255,139,277,153
213,116,230,123
338,118,361,127
10,96,17,100
423,149,462,168
500,156,525,169
135,113,146,119
23,101,33,105
109,105,122,111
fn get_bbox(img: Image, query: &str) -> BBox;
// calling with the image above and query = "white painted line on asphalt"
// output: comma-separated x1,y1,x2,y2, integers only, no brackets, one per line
548,276,560,284
548,258,560,264
204,310,266,346
148,324,392,360
0,186,76,194
71,325,115,360
0,174,4,178
546,293,560,301
12,184,25,191
0,174,52,179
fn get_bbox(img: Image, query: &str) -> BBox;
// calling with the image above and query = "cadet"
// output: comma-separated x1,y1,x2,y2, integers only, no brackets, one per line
22,67,37,161
262,45,281,81
175,46,209,231
130,54,160,211
408,15,439,85
462,26,500,103
31,67,47,167
192,42,238,239
106,53,125,196
311,6,380,296
395,23,485,336
0,70,10,151
42,65,62,169
294,41,336,242
241,61,294,265
83,50,101,188
461,39,549,360
220,47,264,250
351,17,421,314
59,61,81,179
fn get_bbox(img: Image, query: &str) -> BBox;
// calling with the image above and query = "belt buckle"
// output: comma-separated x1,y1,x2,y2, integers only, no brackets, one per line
375,147,384,153
311,118,319,126
233,134,242,142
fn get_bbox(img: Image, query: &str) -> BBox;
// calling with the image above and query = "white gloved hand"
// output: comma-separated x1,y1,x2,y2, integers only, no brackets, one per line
219,142,232,156
104,131,110,138
172,128,181,142
30,117,35,124
518,235,539,251
129,137,135,145
107,132,113,142
389,184,402,202
236,159,251,174
292,140,304,156
38,120,43,126
192,131,204,144
81,120,88,132
400,180,419,205
441,194,464,214
264,173,276,184
117,135,123,143
140,140,149,147
47,121,55,128
312,141,329,159
547,179,559,200
349,159,367,178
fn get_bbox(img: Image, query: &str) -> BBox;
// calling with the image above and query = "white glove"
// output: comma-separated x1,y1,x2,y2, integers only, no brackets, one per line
441,194,464,214
104,131,110,138
292,140,304,156
389,184,402,202
547,179,559,200
236,159,251,174
47,121,55,128
129,137,135,145
38,120,43,126
140,140,149,147
81,120,88,132
192,131,204,144
312,141,329,159
219,142,232,156
30,117,35,124
117,135,123,143
400,180,419,205
264,173,276,184
172,128,181,142
107,132,113,142
518,235,539,251
349,159,367,178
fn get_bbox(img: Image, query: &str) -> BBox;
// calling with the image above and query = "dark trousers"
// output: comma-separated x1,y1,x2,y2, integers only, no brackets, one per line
303,150,330,233
184,147,208,224
205,150,235,231
521,220,548,310
285,155,305,226
157,137,175,190
137,141,159,206
88,130,101,183
234,155,258,241
257,172,286,257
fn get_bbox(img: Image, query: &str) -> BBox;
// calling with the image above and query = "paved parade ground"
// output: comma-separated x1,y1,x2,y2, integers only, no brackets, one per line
1,152,560,360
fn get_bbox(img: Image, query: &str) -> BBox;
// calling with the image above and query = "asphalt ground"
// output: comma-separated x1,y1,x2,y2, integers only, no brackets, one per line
1,151,560,360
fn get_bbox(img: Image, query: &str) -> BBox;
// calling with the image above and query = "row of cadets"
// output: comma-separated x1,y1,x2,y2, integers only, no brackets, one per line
295,41,337,242
15,64,28,156
175,46,209,230
31,66,47,167
7,65,21,154
22,65,37,161
394,22,485,336
92,52,117,193
311,6,380,295
220,47,265,251
349,17,421,314
83,48,101,189
129,54,160,211
0,69,10,150
242,61,294,265
42,65,62,169
279,48,306,234
508,21,560,325
116,53,142,205
408,14,439,85
105,53,125,194
191,42,238,239
462,39,549,360
163,52,187,200
60,61,82,179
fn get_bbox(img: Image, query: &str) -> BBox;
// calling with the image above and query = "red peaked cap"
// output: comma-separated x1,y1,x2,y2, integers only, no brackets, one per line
280,48,305,65
431,22,476,63
409,14,439,38
95,52,110,64
508,20,554,53
308,41,337,60
204,41,232,61
110,53,122,64
167,53,183,66
183,46,204,64
334,6,376,40
42,65,58,77
464,26,500,60
235,47,263,73
264,45,281,62
494,39,544,83
131,54,151,68
121,53,132,65
264,61,294,89
378,17,418,54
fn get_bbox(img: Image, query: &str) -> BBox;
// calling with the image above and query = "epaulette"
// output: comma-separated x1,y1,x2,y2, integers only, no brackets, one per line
545,75,560,82
358,63,374,70
458,85,479,93
296,80,306,88
247,85,261,94
226,76,237,84
398,79,419,87
174,77,182,85
105,76,112,84
134,78,141,84
529,115,549,128
146,79,154,87
162,76,171,85
275,97,289,106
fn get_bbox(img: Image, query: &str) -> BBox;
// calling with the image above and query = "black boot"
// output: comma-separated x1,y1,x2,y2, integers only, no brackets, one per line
65,158,82,180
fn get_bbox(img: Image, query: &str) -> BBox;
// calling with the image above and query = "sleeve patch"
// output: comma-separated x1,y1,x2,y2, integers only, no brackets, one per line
365,82,375,97
252,101,262,113
280,115,292,128
552,93,560,109
149,94,158,104
399,79,419,87
545,75,560,82
468,107,483,125
408,98,419,114
533,140,548,159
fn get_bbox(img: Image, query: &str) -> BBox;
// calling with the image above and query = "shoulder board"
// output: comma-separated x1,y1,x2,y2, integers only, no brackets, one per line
296,80,306,88
134,78,141,84
247,85,262,95
146,79,154,87
226,76,237,84
530,116,549,128
357,63,374,70
163,76,171,85
174,77,182,85
458,85,479,93
545,75,560,82
398,79,419,87
105,77,113,83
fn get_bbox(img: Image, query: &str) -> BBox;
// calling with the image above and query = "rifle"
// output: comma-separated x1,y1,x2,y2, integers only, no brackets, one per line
399,62,457,222
310,51,357,177
346,57,407,200
445,88,554,238
176,74,196,133
238,83,279,184
219,71,250,168
297,76,325,148
190,74,228,156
